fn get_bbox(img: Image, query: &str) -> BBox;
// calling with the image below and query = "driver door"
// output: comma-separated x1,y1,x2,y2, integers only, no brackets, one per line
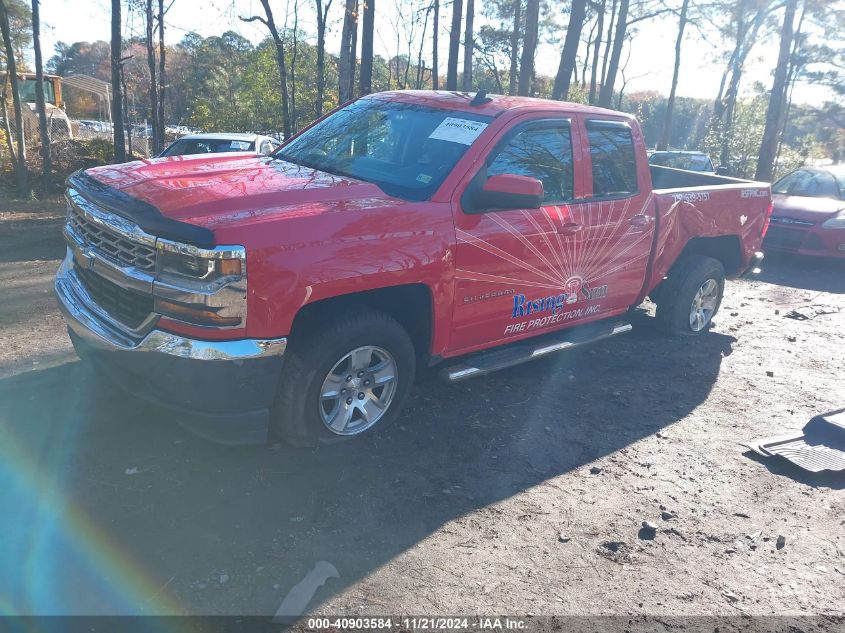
450,118,590,351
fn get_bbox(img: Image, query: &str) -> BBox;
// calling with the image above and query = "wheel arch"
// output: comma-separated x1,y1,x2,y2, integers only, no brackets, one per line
676,235,744,277
289,283,435,361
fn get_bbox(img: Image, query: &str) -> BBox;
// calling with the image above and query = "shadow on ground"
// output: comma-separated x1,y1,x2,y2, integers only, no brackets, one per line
0,215,66,264
0,320,733,616
743,451,845,491
757,251,845,294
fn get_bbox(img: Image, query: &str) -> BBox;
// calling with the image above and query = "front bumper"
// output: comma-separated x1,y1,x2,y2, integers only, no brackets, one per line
55,254,287,444
764,224,845,259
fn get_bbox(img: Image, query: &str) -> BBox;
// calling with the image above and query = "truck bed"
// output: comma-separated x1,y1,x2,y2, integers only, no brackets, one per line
646,165,772,291
650,164,752,191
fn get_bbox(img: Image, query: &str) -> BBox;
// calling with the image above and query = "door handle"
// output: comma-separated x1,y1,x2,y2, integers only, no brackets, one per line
629,214,652,227
557,222,582,235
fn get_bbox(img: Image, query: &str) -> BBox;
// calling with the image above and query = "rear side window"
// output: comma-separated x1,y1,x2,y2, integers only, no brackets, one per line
488,125,574,204
587,121,637,197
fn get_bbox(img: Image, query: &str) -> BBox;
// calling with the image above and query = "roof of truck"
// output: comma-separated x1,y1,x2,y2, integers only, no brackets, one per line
364,90,635,120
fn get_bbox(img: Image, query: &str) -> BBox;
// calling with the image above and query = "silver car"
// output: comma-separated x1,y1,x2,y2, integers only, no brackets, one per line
158,132,281,158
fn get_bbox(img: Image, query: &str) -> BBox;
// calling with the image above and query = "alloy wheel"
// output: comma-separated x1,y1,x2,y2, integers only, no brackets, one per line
318,345,399,435
689,278,719,332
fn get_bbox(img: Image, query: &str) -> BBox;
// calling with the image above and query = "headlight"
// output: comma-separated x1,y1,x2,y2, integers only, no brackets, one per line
156,241,244,283
154,240,247,327
821,211,845,229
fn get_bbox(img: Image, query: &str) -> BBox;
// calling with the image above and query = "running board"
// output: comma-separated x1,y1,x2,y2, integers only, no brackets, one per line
441,321,633,383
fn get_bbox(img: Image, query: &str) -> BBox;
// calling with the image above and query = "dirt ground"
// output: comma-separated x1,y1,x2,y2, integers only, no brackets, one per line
0,197,843,623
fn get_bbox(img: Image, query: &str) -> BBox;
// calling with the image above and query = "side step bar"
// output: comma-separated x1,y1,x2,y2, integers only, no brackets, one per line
441,321,632,383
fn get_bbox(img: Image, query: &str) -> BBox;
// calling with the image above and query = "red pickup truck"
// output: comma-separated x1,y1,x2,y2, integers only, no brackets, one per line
55,91,771,445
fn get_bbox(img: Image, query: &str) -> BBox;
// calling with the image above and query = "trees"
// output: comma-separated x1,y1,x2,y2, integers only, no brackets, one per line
19,0,840,175
338,0,358,102
587,0,604,103
47,41,111,79
446,0,463,89
431,0,439,89
507,0,521,94
314,0,333,115
157,0,166,152
359,0,375,95
552,0,587,100
516,0,538,95
462,0,475,89
596,0,627,107
657,0,689,150
755,0,799,181
144,0,160,154
710,0,773,167
0,0,28,195
30,0,50,183
110,0,125,162
243,0,292,138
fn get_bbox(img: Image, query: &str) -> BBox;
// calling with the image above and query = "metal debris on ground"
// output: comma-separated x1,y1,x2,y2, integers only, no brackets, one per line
272,561,339,623
783,305,841,321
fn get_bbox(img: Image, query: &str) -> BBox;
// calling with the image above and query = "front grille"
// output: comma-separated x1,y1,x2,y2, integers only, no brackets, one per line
765,226,807,250
75,264,154,330
769,216,815,227
68,206,156,272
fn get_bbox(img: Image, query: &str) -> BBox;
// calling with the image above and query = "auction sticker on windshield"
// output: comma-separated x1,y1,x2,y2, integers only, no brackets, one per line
429,118,489,145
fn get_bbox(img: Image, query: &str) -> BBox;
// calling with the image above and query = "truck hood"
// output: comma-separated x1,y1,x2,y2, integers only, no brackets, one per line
772,193,844,222
84,153,391,227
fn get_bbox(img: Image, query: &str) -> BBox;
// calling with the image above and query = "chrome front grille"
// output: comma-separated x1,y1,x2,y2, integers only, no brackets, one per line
74,263,154,330
68,205,157,273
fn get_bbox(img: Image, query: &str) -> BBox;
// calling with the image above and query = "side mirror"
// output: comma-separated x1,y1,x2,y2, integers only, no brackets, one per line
467,174,544,213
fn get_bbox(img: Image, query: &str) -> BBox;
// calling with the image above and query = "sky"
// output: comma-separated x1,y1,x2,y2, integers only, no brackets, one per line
34,0,836,105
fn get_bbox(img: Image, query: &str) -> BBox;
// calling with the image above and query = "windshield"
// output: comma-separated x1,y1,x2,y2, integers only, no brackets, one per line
649,153,713,172
275,99,493,201
17,79,56,105
772,169,842,199
161,138,255,156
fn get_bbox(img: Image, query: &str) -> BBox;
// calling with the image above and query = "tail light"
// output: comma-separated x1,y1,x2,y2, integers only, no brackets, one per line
761,200,774,239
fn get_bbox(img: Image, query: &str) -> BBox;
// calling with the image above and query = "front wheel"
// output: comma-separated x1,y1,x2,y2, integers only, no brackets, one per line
272,308,416,446
655,255,725,336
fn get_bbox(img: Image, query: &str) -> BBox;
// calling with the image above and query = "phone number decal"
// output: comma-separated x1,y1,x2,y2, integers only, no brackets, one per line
672,191,711,203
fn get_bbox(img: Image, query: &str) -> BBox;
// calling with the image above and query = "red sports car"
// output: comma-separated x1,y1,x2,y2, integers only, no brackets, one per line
764,165,845,258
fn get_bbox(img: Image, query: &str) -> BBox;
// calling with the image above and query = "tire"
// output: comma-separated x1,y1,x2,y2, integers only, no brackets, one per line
272,307,416,446
655,255,725,337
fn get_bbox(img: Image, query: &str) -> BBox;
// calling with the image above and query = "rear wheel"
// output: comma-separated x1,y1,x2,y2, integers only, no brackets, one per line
655,255,725,336
273,307,416,446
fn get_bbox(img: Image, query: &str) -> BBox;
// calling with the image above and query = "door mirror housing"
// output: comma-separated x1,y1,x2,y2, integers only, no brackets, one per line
465,174,544,213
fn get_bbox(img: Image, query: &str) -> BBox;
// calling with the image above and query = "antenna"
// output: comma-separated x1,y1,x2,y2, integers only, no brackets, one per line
469,89,493,106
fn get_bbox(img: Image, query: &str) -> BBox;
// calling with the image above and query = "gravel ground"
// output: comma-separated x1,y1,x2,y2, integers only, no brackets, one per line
0,197,843,622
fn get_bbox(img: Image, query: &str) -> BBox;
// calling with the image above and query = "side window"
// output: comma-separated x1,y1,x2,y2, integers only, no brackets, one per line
488,125,573,203
587,122,637,197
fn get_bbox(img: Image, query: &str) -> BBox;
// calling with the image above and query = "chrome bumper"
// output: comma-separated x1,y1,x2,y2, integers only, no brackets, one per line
55,252,287,361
